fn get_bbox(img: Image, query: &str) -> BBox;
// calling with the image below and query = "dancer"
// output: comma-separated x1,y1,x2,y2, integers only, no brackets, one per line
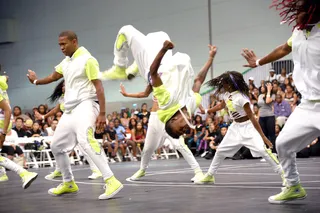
0,75,38,188
27,31,122,200
241,0,320,204
194,71,284,185
100,25,214,139
35,80,102,180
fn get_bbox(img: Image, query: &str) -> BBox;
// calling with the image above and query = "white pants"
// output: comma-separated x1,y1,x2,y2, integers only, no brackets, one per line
55,145,99,173
276,101,320,186
140,112,201,173
208,120,282,175
114,25,172,81
0,155,24,176
51,100,113,182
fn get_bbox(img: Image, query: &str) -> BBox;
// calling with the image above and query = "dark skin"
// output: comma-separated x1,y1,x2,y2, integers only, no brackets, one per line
27,36,106,129
0,76,11,147
149,40,217,136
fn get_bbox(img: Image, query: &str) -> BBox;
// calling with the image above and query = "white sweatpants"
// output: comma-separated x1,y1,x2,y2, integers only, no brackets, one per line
113,25,172,81
140,112,201,173
0,155,24,175
51,100,113,182
276,101,320,186
55,145,99,173
208,120,282,176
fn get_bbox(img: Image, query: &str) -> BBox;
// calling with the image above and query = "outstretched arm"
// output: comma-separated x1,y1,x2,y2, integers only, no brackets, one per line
0,100,11,147
27,70,63,85
149,40,174,87
120,83,152,98
35,104,60,121
241,42,292,68
192,45,217,93
200,101,226,114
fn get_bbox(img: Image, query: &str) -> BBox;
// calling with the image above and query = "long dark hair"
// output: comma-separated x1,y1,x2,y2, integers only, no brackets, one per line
48,80,64,103
270,0,320,30
206,71,249,97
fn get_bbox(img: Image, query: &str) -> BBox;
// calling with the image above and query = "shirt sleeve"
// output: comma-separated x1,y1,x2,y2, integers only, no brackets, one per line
194,93,202,108
55,60,64,75
153,85,171,107
236,93,250,107
85,58,100,81
287,36,292,47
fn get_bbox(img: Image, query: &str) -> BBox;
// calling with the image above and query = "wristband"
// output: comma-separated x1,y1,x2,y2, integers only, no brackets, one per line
266,94,271,98
33,79,38,85
42,115,45,120
205,109,208,114
255,59,261,67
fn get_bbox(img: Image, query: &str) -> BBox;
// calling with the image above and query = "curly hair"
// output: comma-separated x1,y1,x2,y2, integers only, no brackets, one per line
270,0,320,30
206,71,249,98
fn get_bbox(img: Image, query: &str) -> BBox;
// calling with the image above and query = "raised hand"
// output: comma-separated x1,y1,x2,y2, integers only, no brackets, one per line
34,111,43,120
208,45,217,58
241,48,258,68
266,82,273,92
163,40,174,50
119,83,127,96
27,69,38,84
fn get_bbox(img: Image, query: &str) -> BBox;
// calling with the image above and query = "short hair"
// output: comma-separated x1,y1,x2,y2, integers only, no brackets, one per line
59,31,78,41
165,121,180,139
15,117,24,122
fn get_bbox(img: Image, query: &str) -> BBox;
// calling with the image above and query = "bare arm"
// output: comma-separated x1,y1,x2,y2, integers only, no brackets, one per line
0,100,11,146
27,70,63,85
150,41,174,87
92,79,106,129
207,101,226,114
243,103,273,148
36,104,60,120
192,45,217,93
120,83,152,98
242,43,292,68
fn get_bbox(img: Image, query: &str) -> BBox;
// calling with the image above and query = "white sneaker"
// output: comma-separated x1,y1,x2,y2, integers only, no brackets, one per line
88,170,103,180
110,158,116,163
260,159,266,162
201,151,208,158
191,172,204,182
132,157,138,162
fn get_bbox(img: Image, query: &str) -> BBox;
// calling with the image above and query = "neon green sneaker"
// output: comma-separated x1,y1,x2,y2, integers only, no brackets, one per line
191,171,204,182
99,176,123,200
20,171,38,189
126,61,139,80
268,184,307,204
128,169,145,181
99,65,127,80
0,173,8,182
116,33,127,51
45,170,62,180
48,180,79,196
88,170,102,180
194,173,215,185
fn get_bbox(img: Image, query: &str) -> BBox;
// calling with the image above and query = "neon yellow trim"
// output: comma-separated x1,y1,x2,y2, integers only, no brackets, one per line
157,104,181,123
194,93,202,107
55,64,63,75
85,58,99,81
87,127,101,154
0,76,8,91
72,47,90,59
226,99,236,112
265,147,279,164
116,34,127,50
0,156,4,161
0,120,12,131
287,36,293,47
59,103,65,112
153,85,171,107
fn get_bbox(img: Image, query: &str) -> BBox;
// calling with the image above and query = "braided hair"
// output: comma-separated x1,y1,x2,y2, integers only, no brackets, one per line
48,80,64,103
270,0,320,30
206,71,249,97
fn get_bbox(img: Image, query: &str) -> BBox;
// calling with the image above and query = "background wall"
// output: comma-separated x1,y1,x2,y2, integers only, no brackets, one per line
0,0,292,113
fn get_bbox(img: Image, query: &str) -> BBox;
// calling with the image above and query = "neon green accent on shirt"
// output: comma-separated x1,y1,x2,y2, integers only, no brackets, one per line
0,156,4,161
194,93,202,107
55,64,63,75
287,36,293,47
85,58,99,81
0,120,12,131
153,85,171,107
226,99,236,112
87,127,101,154
59,103,65,112
0,76,8,91
157,103,181,123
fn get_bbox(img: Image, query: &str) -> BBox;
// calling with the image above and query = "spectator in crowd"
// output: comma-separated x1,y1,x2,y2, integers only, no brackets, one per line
266,68,277,82
272,81,284,97
274,94,291,127
26,121,43,138
12,117,26,137
248,77,255,87
12,106,29,122
283,84,298,111
204,125,228,160
189,115,206,155
55,111,63,120
104,121,118,163
297,138,318,158
46,119,58,136
253,104,259,121
128,118,137,132
275,124,281,138
94,127,105,140
138,103,150,119
114,119,127,161
288,73,295,87
120,111,130,130
258,83,276,151
1,129,28,169
106,114,112,125
130,121,145,158
277,68,287,84
201,123,220,158
24,119,33,132
142,116,148,130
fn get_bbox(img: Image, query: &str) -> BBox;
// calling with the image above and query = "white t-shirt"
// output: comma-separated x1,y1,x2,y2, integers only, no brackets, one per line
3,129,18,146
223,91,250,120
46,127,55,136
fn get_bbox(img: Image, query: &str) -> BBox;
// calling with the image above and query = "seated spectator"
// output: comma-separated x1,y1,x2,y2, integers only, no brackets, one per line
104,121,118,163
12,117,26,137
272,81,285,97
131,121,146,147
120,111,130,130
114,119,136,161
253,104,259,121
46,119,58,136
205,116,213,129
55,111,63,120
40,123,49,136
106,114,112,125
201,123,220,158
24,119,33,132
128,118,137,132
1,129,27,168
204,125,228,160
248,77,255,87
277,68,287,84
138,103,150,119
283,84,298,111
188,115,205,153
94,127,105,140
274,94,291,127
275,124,282,138
26,121,43,137
266,68,277,82
142,116,148,130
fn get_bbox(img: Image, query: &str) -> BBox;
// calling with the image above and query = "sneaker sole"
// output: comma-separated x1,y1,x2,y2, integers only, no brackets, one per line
268,194,307,204
194,181,215,185
48,190,79,197
126,176,144,181
99,184,123,200
23,174,38,189
45,176,62,181
88,176,103,180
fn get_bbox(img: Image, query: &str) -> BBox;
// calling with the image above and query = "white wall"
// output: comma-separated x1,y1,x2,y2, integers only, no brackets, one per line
0,0,292,112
